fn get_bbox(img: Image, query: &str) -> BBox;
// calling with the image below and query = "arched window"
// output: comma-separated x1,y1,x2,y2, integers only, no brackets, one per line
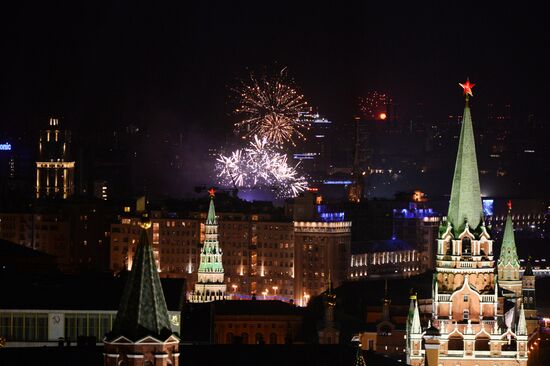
448,335,464,350
144,362,153,366
475,336,490,351
241,332,249,344
502,337,517,351
269,333,278,344
255,333,264,344
462,237,471,256
226,332,234,344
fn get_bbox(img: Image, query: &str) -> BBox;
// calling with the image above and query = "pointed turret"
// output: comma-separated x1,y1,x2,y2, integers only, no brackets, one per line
406,293,416,336
108,215,173,342
516,303,527,336
446,81,484,236
498,207,520,269
206,188,217,225
411,300,422,334
524,258,534,277
354,347,367,366
318,271,339,344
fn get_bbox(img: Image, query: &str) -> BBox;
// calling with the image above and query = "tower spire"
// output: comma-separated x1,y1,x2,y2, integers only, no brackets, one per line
498,203,520,268
109,214,173,341
411,300,422,334
447,79,483,235
207,187,217,225
104,214,179,366
516,303,527,336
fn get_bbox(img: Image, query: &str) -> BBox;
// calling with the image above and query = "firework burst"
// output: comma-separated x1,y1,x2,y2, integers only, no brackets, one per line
216,136,308,198
233,68,309,145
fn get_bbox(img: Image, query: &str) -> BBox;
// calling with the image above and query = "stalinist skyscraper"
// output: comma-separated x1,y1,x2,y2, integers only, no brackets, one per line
36,117,75,199
407,80,528,366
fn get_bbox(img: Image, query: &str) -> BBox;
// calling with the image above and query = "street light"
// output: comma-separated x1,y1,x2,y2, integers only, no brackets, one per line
304,293,310,306
232,284,238,292
272,286,278,297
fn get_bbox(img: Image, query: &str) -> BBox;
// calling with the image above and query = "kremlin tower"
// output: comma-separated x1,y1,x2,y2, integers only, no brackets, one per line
103,215,180,366
188,189,228,302
407,80,529,366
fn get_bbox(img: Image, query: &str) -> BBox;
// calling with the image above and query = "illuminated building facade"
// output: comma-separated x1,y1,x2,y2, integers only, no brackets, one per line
189,193,228,302
293,221,351,306
393,202,441,271
292,112,332,177
350,238,421,279
36,118,75,199
407,83,528,366
359,289,408,363
0,201,116,273
110,197,350,305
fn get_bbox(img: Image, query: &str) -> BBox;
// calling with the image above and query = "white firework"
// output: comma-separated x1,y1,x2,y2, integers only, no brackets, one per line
215,136,308,198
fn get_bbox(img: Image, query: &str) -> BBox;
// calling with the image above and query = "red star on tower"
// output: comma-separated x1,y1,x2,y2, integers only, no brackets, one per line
459,78,475,97
208,188,216,197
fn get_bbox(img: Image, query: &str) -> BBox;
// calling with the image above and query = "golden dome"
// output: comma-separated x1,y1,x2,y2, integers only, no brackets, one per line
139,214,152,230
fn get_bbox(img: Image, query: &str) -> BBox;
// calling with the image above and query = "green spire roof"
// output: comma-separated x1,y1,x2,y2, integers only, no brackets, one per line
206,196,217,225
516,303,527,336
447,100,484,235
198,196,224,273
109,225,173,341
354,347,367,366
498,211,520,268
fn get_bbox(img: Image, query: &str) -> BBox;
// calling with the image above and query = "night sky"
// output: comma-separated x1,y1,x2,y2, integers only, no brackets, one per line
2,2,550,197
3,2,549,130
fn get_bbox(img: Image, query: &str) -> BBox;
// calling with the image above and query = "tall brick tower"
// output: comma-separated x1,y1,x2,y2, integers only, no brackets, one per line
407,80,528,366
104,215,180,366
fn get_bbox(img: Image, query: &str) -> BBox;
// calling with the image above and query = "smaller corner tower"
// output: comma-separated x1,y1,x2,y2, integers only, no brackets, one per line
521,258,537,333
318,273,339,344
497,201,522,297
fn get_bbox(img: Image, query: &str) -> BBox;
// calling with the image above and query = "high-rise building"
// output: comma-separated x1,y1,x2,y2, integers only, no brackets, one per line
407,81,528,366
294,221,351,306
36,117,75,199
293,112,333,178
189,191,228,302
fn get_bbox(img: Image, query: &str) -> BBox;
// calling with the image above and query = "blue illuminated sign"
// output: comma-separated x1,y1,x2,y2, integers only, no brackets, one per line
323,180,353,185
0,142,11,151
482,199,494,217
